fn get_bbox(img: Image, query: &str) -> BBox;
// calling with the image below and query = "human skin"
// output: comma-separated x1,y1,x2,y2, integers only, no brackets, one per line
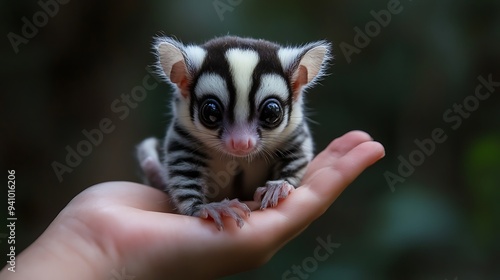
0,130,385,280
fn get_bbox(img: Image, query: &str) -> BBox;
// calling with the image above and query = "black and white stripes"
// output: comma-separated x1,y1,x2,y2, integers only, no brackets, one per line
163,123,211,214
137,35,331,227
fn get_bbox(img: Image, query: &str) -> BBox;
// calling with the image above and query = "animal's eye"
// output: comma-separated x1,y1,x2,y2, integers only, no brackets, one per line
259,98,283,128
200,98,223,128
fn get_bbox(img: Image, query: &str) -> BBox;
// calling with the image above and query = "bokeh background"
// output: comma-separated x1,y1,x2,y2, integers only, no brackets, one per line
2,0,499,279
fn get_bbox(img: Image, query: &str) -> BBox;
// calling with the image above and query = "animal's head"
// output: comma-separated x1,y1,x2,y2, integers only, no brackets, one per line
155,36,331,158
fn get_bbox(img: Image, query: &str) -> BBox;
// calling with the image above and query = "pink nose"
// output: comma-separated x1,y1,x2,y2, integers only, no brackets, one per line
230,138,254,152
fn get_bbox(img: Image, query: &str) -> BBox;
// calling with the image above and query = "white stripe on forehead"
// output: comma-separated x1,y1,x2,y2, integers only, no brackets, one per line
194,73,229,105
255,74,289,105
225,49,260,122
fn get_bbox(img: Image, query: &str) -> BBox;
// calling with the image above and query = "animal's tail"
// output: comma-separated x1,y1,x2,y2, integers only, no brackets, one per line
136,137,168,190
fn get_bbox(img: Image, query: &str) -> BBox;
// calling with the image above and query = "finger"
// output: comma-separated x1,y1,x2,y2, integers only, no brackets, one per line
326,130,374,157
251,134,384,243
305,130,374,173
302,140,385,208
242,200,260,211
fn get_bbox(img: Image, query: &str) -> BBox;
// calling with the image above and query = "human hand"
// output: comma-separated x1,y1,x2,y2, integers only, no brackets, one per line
1,130,384,280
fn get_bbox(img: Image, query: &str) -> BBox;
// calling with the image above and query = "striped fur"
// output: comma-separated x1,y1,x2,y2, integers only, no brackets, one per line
137,36,331,229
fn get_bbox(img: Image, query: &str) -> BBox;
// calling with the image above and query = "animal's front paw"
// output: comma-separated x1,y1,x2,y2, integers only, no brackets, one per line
254,180,294,210
194,199,251,230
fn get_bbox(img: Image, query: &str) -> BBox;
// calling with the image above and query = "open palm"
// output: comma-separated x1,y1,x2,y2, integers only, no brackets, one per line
2,131,384,280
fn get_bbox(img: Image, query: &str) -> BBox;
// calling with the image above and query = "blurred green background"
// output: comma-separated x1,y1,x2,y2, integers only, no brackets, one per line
2,0,499,279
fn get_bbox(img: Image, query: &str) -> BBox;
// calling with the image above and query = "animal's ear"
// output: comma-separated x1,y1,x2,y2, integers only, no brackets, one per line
155,37,205,98
279,41,332,100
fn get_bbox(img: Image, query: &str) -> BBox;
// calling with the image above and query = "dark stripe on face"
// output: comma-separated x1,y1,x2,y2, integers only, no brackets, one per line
248,45,289,122
192,37,291,126
191,42,237,124
248,73,261,123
